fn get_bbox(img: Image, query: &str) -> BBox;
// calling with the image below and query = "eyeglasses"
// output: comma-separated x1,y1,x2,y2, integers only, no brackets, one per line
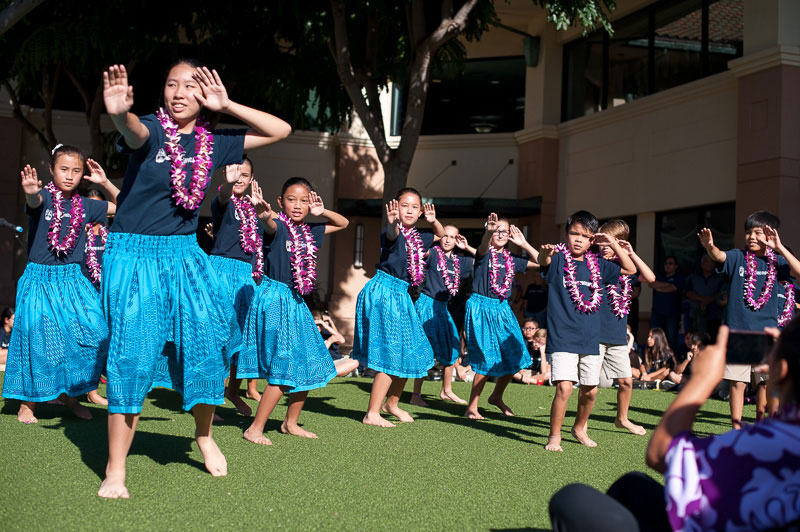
494,230,509,237
523,327,537,331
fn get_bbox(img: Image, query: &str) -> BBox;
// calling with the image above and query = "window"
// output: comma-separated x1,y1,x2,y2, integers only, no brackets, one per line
562,0,743,121
655,203,734,277
353,224,365,268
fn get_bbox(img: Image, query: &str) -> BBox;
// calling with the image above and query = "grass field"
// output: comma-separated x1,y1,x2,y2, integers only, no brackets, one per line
0,375,744,531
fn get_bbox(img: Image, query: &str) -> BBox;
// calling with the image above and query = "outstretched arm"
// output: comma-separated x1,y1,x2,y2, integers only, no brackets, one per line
103,65,150,150
595,233,635,275
508,224,540,268
477,213,498,258
247,181,277,235
217,164,242,206
384,200,400,241
454,234,477,256
698,228,726,263
423,204,445,238
618,240,656,283
761,225,800,279
84,159,119,215
21,165,42,209
309,191,349,234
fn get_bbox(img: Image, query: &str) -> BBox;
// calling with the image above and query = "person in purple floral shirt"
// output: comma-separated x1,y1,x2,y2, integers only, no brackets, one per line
549,318,800,532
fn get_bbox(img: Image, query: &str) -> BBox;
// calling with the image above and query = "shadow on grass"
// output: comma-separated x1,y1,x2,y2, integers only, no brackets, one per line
490,528,550,531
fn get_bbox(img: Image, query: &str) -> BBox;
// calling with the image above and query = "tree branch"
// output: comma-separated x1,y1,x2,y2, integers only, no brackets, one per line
40,63,60,148
0,0,45,37
3,80,50,152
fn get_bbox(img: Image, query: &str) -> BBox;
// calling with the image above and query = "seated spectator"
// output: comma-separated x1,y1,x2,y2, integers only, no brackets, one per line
514,328,549,385
667,331,710,385
639,328,675,383
312,309,358,378
549,321,800,531
0,306,13,371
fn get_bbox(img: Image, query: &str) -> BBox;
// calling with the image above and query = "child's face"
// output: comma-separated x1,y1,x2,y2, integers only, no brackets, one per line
397,193,422,227
490,220,510,249
690,343,702,356
50,154,84,193
163,63,202,123
566,222,593,257
522,322,538,340
647,332,654,347
278,184,311,222
745,227,766,253
232,161,254,197
3,313,13,330
440,226,458,251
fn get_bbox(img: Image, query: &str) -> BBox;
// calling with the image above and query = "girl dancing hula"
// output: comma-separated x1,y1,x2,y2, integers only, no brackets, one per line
238,178,348,443
208,159,265,417
463,213,539,420
3,147,117,423
353,188,445,427
411,225,475,405
99,61,291,498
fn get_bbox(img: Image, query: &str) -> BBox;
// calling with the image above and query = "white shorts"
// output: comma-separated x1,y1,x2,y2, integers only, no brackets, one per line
550,352,603,386
600,343,633,380
724,364,768,384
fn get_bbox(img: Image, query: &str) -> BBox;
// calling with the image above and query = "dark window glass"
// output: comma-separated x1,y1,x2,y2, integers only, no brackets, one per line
654,0,704,93
562,32,604,120
608,10,650,108
655,203,735,276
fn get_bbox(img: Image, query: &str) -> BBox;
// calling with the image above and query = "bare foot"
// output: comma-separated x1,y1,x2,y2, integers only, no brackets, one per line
464,408,484,420
246,389,262,402
225,390,252,417
440,390,467,404
242,427,273,445
87,390,108,406
17,403,38,424
571,427,598,448
195,434,228,476
98,472,129,499
62,395,92,420
545,436,563,452
280,420,318,439
487,396,515,416
363,411,395,427
615,418,647,436
381,402,414,422
409,394,429,407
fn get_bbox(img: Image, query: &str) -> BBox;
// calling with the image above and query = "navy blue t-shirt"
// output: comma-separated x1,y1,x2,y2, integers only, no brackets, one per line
378,228,435,282
471,250,527,300
722,249,790,331
25,188,108,266
112,114,246,236
421,247,474,301
265,217,325,287
598,273,638,345
543,251,621,355
209,196,265,263
652,272,685,316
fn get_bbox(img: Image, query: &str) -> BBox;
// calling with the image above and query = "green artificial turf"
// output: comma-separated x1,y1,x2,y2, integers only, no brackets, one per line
0,375,744,531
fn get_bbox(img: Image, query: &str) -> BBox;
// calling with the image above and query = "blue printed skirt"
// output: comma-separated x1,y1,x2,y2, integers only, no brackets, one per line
464,293,528,376
351,270,434,378
414,293,460,366
237,277,336,393
102,233,242,414
208,254,257,367
2,262,107,402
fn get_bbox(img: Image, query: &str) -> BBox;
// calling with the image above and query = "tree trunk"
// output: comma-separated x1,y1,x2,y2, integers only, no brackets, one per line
381,156,411,214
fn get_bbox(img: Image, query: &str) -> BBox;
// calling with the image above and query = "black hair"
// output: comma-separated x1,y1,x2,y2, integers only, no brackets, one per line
523,318,539,328
242,154,254,175
744,211,780,231
86,189,106,201
690,331,710,347
281,177,314,196
565,210,598,234
164,58,204,80
395,187,422,203
774,315,800,403
1,306,13,325
49,145,85,168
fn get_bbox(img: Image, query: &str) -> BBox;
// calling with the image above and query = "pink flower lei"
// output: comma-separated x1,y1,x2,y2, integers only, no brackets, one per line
156,108,214,211
84,223,108,286
400,225,426,287
45,181,84,256
435,246,460,297
607,274,633,318
744,248,777,311
279,213,317,294
488,247,514,299
557,243,602,313
779,281,795,327
231,197,264,282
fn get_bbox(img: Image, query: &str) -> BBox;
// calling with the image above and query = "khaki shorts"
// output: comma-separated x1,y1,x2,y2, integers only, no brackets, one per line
723,363,768,384
551,352,603,386
600,343,632,380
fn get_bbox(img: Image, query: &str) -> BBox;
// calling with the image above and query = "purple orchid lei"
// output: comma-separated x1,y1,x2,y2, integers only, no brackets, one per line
744,247,777,311
778,282,795,327
400,225,426,287
279,212,317,294
156,108,214,211
607,274,633,318
84,223,108,286
45,181,84,256
435,246,460,297
232,197,264,282
488,247,514,299
557,243,602,313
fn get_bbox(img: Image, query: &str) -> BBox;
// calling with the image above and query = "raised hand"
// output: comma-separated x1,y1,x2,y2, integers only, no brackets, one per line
192,67,230,112
539,243,558,258
102,65,134,116
698,228,714,249
247,181,272,217
225,163,242,184
204,222,214,239
20,165,42,195
508,224,527,246
309,191,325,216
385,199,399,225
455,234,468,249
759,225,781,250
83,159,108,184
618,240,634,256
592,232,616,246
423,203,436,223
486,212,498,233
